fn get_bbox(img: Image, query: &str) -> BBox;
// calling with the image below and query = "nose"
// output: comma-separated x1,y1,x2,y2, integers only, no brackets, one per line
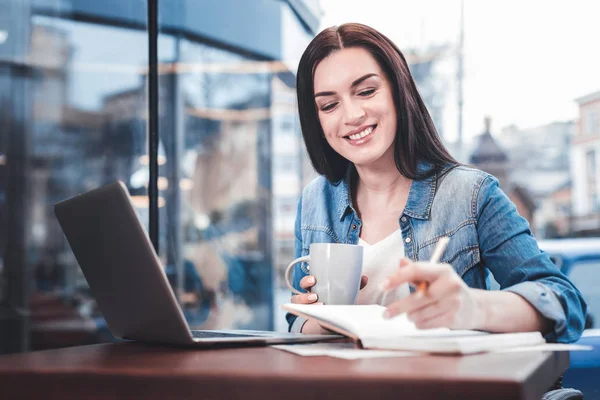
343,100,366,126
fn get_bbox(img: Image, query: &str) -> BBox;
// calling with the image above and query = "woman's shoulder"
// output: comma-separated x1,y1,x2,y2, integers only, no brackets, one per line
433,165,501,206
441,164,498,188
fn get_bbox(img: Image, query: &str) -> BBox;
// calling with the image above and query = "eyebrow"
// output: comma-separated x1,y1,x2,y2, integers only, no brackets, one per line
314,73,379,98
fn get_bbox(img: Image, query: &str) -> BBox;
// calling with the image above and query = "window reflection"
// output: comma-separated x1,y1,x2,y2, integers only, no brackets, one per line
158,38,277,330
1,3,149,352
1,0,320,353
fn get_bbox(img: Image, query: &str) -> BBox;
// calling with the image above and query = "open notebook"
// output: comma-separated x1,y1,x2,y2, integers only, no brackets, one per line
283,303,546,354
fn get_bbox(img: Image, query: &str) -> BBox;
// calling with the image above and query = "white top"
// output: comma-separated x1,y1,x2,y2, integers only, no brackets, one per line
356,230,410,306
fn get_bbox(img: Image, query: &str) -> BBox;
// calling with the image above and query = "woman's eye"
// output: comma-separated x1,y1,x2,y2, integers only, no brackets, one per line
358,89,376,97
320,102,338,112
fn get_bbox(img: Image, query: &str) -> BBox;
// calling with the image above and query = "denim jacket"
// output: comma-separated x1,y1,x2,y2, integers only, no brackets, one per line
287,163,587,343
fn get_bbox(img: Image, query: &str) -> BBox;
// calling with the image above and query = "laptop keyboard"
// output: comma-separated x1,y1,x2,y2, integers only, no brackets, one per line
191,330,259,339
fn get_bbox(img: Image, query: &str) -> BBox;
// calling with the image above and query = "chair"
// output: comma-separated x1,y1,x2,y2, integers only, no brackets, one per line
542,389,583,400
542,376,584,400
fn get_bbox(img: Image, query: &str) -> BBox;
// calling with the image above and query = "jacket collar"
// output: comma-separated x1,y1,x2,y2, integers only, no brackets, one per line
403,161,438,220
336,161,439,221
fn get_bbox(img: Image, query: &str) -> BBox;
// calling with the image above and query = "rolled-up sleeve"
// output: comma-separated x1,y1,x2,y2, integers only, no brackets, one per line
288,315,307,333
504,281,566,340
476,175,587,343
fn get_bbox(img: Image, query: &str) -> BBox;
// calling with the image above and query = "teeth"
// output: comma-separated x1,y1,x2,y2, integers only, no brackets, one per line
348,126,373,140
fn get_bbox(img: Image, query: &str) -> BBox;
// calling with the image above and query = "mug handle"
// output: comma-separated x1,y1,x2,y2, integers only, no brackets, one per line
284,255,311,296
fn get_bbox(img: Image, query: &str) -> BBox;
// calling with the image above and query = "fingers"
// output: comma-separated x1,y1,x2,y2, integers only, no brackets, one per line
299,275,316,290
415,311,456,330
425,273,463,301
293,274,368,303
382,261,460,318
360,275,368,289
407,298,456,327
383,292,430,318
383,272,463,319
290,292,318,304
399,258,410,268
292,275,319,304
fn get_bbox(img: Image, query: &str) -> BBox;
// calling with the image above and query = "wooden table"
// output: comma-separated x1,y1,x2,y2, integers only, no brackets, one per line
0,342,569,400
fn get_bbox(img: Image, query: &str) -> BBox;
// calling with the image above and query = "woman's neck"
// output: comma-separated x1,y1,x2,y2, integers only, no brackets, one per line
353,158,412,209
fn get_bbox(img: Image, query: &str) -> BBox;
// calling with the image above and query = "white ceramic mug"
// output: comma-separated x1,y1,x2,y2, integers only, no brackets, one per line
284,243,363,305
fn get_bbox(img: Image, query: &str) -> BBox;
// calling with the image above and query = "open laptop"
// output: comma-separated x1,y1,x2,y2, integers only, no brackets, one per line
54,181,335,348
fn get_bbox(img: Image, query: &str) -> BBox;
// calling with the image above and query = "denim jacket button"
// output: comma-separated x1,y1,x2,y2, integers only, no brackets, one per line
351,224,358,230
401,216,407,223
405,237,412,244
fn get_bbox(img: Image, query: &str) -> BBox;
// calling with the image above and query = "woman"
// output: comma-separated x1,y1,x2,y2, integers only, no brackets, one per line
286,23,586,343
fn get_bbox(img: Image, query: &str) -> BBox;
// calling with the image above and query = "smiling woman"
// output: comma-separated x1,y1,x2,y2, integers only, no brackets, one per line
313,51,396,166
285,23,587,345
296,23,455,183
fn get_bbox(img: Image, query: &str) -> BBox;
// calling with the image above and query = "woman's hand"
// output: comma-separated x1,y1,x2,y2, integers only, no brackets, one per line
382,258,485,330
292,275,368,334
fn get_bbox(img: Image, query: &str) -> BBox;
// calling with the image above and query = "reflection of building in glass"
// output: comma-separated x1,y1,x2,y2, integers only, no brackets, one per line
150,3,321,332
571,90,600,236
271,76,303,288
1,0,327,352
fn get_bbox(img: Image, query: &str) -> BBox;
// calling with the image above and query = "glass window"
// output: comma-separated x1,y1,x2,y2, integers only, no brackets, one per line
157,37,273,330
587,150,596,178
584,110,599,135
0,0,319,354
590,110,599,135
156,1,314,332
0,1,148,353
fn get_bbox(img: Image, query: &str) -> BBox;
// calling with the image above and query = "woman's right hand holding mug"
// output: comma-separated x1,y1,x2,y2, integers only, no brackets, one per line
291,275,368,334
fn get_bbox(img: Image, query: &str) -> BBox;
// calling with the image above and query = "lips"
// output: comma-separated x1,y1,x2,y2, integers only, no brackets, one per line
347,126,374,140
344,124,377,145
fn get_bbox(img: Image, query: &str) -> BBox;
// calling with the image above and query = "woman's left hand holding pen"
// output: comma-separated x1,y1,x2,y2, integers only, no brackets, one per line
381,258,486,330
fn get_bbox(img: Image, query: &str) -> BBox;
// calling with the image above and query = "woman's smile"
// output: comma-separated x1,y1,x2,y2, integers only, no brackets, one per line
344,124,377,146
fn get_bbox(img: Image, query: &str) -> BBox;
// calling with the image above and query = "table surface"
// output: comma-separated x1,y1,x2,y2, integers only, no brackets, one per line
0,342,569,400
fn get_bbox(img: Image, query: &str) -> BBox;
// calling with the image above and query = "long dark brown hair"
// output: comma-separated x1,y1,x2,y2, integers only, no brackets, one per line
296,23,458,182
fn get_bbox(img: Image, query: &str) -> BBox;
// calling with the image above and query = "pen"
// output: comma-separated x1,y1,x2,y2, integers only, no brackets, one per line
413,236,449,297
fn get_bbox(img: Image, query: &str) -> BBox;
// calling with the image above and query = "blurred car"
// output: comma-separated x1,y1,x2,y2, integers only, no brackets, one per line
538,238,600,397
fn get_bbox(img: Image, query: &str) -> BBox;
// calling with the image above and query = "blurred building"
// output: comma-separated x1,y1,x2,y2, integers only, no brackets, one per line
497,121,575,237
571,89,600,236
469,117,536,231
537,182,572,238
469,117,510,188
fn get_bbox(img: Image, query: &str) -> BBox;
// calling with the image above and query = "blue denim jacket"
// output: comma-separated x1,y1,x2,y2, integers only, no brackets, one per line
287,163,587,343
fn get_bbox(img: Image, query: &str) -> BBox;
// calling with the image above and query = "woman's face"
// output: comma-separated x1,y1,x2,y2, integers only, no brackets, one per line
313,47,397,168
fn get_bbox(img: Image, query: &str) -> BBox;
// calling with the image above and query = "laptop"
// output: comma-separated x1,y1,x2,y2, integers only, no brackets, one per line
54,181,335,348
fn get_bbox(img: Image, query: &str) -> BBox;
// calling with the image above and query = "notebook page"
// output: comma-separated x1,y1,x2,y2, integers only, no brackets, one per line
327,305,481,340
283,304,367,336
283,304,478,339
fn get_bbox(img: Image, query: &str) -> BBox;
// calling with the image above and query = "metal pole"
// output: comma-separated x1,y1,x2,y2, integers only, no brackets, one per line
147,0,159,251
457,0,464,156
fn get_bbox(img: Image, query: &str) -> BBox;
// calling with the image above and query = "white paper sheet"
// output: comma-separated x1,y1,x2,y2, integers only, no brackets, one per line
272,342,592,360
272,342,421,359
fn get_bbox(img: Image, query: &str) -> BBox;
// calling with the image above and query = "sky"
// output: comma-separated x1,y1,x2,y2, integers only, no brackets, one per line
318,0,600,145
